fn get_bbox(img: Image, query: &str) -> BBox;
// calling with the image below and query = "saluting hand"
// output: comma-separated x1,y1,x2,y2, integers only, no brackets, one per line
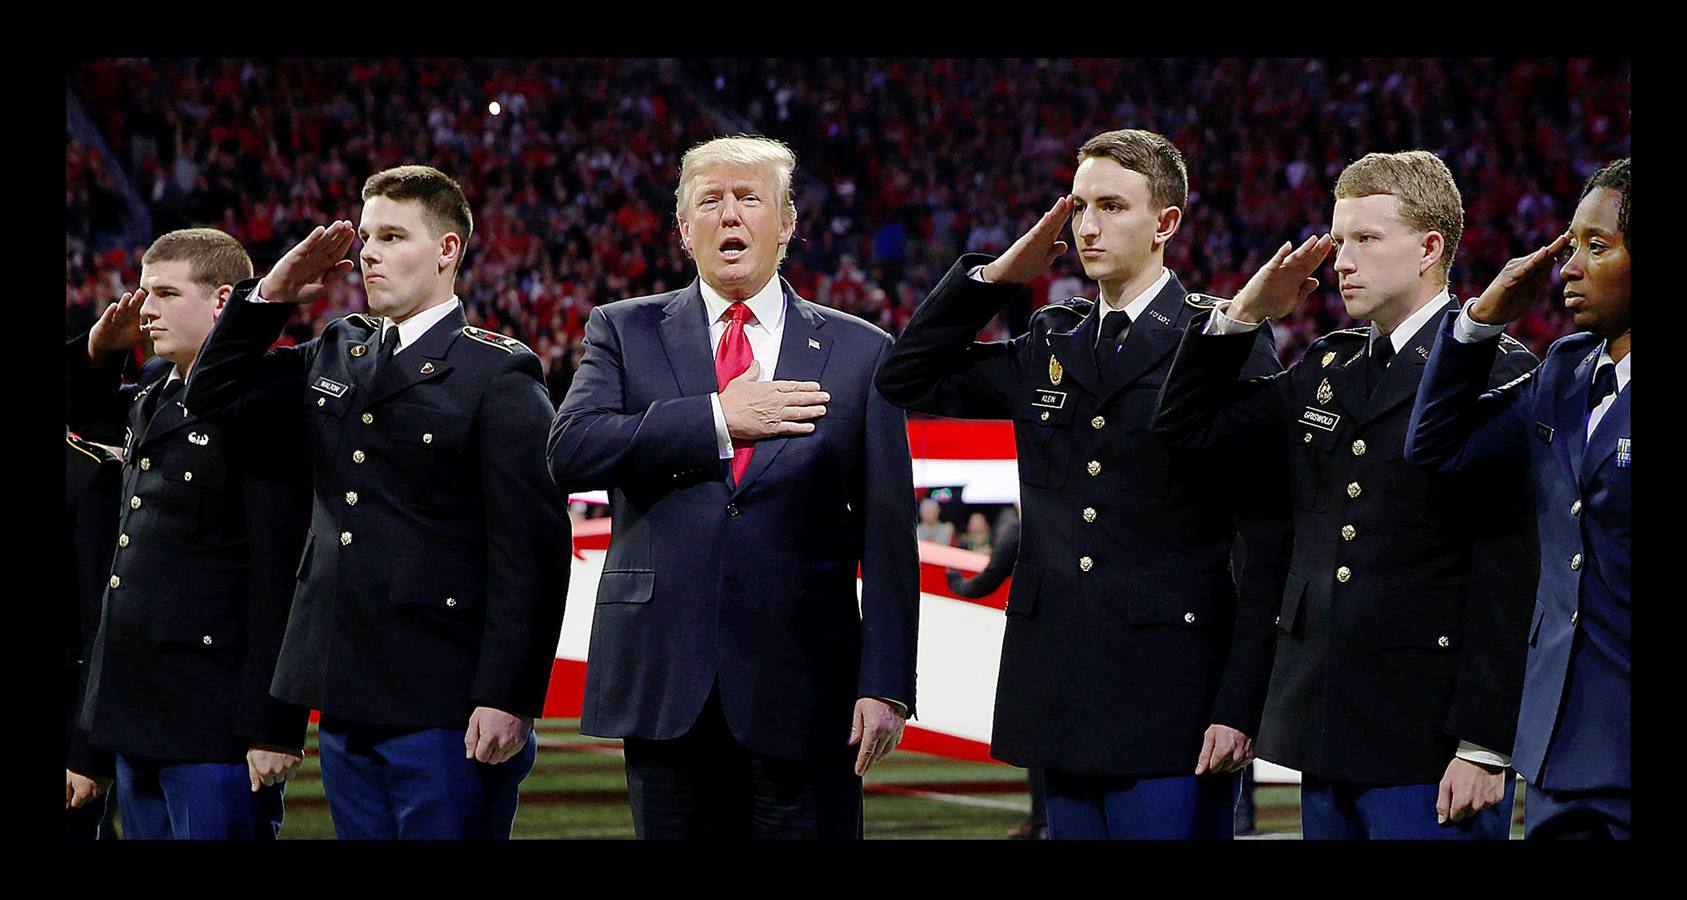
88,287,147,359
979,196,1073,285
465,706,533,765
1227,233,1334,324
1468,230,1572,327
719,360,829,442
258,220,358,304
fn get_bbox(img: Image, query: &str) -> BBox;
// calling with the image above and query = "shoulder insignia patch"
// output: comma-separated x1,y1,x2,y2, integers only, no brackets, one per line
1497,368,1536,392
66,431,118,464
1183,292,1223,309
1497,333,1530,354
462,325,529,354
1031,298,1092,338
344,313,384,330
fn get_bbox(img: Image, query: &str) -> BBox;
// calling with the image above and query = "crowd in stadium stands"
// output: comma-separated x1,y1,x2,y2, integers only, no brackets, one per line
68,58,1630,402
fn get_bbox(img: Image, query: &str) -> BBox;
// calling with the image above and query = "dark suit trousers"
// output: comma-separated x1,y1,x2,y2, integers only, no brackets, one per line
621,686,863,839
1524,785,1631,839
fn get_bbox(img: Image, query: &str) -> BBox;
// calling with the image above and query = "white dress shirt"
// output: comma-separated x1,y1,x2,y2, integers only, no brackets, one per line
702,275,787,459
1453,298,1630,436
380,297,463,353
967,265,1171,346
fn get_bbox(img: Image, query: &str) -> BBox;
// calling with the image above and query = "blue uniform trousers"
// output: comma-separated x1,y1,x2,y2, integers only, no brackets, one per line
317,719,536,840
1044,768,1238,839
1301,773,1515,839
1523,784,1630,839
115,754,284,840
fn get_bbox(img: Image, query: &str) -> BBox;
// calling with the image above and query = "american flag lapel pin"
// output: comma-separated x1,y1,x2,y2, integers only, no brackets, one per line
808,338,821,350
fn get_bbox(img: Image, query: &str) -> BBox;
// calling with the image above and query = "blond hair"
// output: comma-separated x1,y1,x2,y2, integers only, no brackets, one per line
1335,150,1464,283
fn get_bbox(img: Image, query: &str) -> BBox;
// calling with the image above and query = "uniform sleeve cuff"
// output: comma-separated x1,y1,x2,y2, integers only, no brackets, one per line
1203,301,1264,336
1453,298,1508,344
710,392,734,459
1455,739,1512,768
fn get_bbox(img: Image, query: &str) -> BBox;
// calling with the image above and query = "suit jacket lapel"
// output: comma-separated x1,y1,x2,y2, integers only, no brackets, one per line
1353,300,1454,430
366,306,463,407
1558,346,1600,485
733,282,832,496
135,373,196,449
1044,306,1102,399
1581,381,1630,483
1098,273,1188,400
659,281,721,400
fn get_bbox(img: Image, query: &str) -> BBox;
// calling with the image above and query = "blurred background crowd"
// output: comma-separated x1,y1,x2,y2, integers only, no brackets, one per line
66,57,1630,537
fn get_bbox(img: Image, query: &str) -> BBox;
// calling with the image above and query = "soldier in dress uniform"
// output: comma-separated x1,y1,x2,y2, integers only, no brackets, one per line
182,166,570,840
877,130,1292,839
64,229,312,840
1153,150,1540,839
64,428,121,839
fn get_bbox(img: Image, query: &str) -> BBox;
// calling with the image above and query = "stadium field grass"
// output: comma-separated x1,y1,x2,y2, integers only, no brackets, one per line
108,720,1526,839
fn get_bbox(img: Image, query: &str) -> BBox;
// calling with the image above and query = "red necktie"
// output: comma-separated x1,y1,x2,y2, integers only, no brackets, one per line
715,302,755,483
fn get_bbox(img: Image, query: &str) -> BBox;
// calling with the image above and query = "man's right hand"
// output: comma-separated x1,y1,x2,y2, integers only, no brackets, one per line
1467,231,1571,326
719,360,829,442
66,769,105,810
979,196,1073,285
88,288,146,360
1227,233,1334,324
257,220,358,304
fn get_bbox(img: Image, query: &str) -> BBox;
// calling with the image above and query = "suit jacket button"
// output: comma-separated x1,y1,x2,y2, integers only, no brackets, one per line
726,503,740,517
1570,553,1582,570
1570,499,1583,516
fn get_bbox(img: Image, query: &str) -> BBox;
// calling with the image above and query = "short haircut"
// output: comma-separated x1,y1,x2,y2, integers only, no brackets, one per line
1334,150,1464,284
675,135,798,262
1580,157,1630,254
361,165,474,271
1076,129,1189,212
141,228,253,291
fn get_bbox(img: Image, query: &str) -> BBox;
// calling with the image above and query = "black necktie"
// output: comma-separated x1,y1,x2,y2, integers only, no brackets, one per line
375,327,399,378
1586,362,1616,412
1095,309,1131,367
1366,337,1395,397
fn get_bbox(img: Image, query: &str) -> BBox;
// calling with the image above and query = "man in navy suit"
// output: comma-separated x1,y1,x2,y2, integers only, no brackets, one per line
548,135,919,839
1409,158,1631,839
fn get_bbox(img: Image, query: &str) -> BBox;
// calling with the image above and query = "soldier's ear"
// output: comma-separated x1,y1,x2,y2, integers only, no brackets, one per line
1154,206,1183,249
1419,231,1446,278
213,283,233,316
439,233,463,275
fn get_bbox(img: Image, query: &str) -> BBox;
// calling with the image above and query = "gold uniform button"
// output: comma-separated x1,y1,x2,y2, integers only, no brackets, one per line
139,458,151,470
340,531,353,546
1183,612,1196,624
182,471,193,482
445,597,458,608
202,635,214,646
1347,482,1362,499
108,575,120,589
1087,460,1101,477
118,534,129,548
1570,553,1582,571
362,413,374,425
130,496,142,509
345,492,359,506
423,433,434,444
1336,566,1351,583
317,397,326,407
1351,440,1367,456
1040,411,1050,421
1341,525,1356,541
1082,507,1097,523
1091,416,1106,430
353,450,366,463
1437,636,1451,648
1570,500,1583,516
1079,556,1093,572
1303,433,1313,444
351,344,367,357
